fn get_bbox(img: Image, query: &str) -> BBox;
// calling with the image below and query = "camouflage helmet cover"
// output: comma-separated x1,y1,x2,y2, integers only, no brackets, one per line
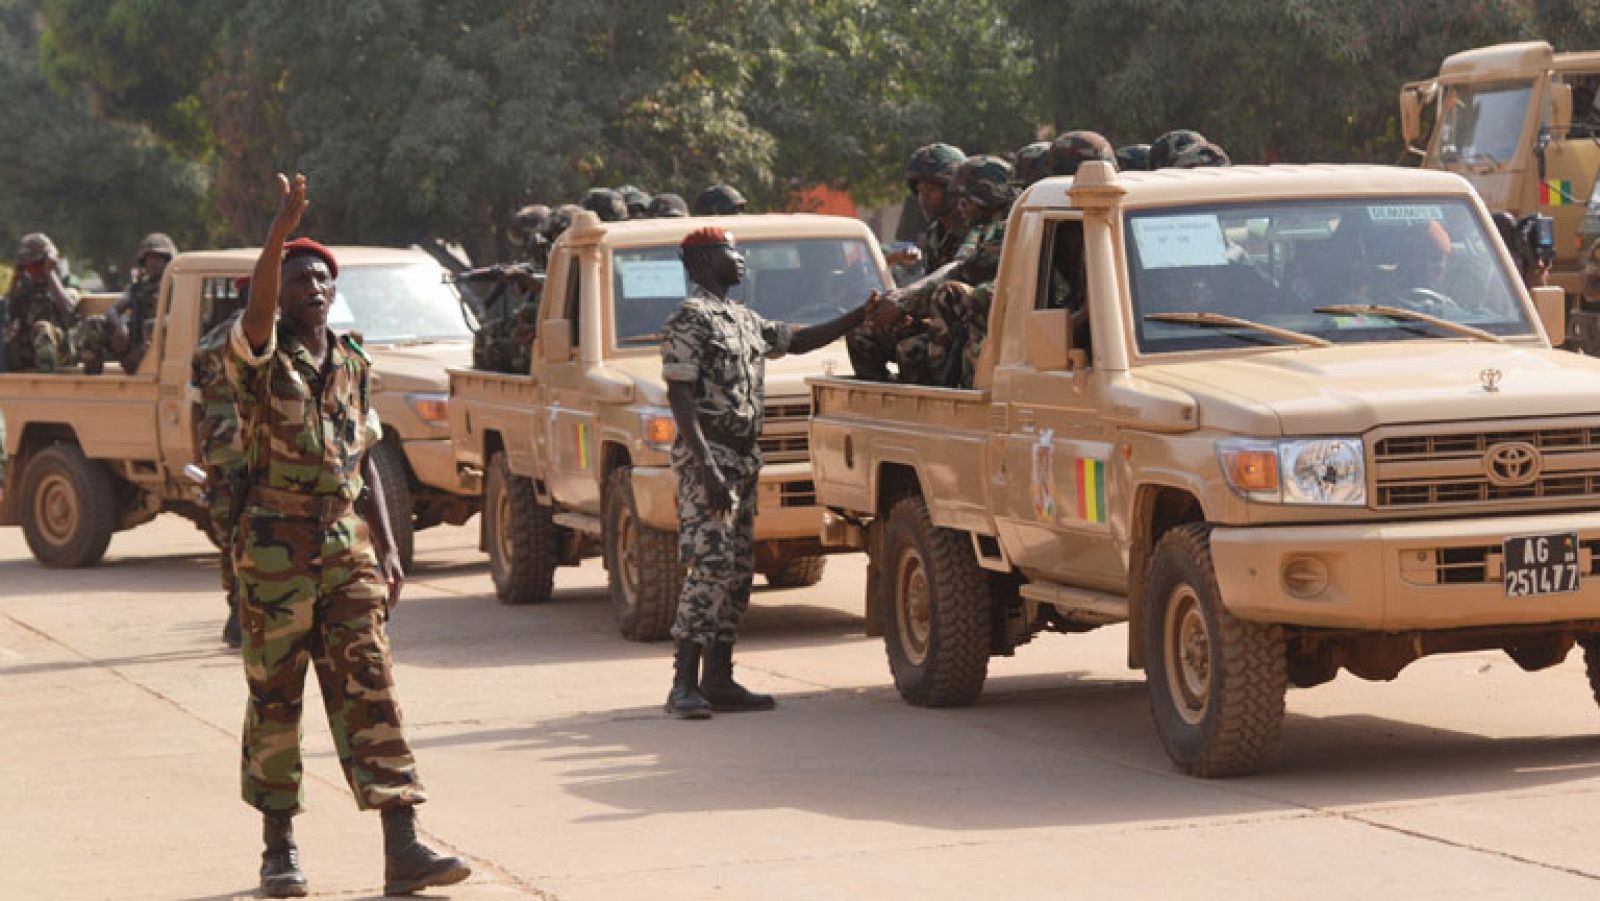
544,203,585,241
1149,129,1207,169
16,232,58,264
1012,141,1053,188
905,142,967,193
951,155,1016,210
137,232,179,259
1116,143,1152,172
693,184,747,216
616,184,652,215
1045,130,1116,177
648,192,690,218
1170,141,1232,169
513,204,551,230
580,188,629,222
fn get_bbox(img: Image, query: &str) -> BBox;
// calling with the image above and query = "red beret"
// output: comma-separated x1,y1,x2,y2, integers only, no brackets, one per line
681,226,736,250
283,237,339,279
234,276,251,292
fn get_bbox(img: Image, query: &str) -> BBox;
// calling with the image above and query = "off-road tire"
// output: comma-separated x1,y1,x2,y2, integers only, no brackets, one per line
1144,523,1287,777
369,441,415,570
1580,639,1600,706
881,494,990,706
20,444,117,568
604,466,682,642
484,451,559,605
762,555,827,588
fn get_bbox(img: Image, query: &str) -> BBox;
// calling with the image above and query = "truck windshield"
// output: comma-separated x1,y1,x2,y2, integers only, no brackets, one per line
328,262,473,343
1126,196,1533,354
610,238,887,346
1435,81,1532,166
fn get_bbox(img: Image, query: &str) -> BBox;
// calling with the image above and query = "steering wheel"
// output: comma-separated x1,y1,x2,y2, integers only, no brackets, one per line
1400,286,1463,314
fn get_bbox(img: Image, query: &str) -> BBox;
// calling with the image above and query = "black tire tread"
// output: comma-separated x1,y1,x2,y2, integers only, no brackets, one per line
487,452,559,605
763,554,827,588
605,467,681,642
21,444,117,568
1580,639,1600,706
883,495,990,707
369,441,415,571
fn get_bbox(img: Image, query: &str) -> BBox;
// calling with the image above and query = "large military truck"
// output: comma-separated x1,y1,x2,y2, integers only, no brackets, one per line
1401,41,1600,349
0,247,479,568
448,212,889,640
809,161,1600,777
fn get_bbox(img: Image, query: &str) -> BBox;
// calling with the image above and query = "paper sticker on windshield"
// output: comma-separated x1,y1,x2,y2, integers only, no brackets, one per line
1131,215,1229,269
1367,204,1444,222
618,260,687,298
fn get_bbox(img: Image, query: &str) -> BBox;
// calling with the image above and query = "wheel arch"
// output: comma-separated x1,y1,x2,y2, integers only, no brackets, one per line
1127,483,1207,669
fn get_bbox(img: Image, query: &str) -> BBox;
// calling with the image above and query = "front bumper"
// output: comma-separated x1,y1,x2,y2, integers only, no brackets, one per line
630,461,822,540
1211,509,1600,630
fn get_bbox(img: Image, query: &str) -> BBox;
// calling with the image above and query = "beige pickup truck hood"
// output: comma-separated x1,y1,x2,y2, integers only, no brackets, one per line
604,341,853,408
1142,342,1600,435
366,340,472,394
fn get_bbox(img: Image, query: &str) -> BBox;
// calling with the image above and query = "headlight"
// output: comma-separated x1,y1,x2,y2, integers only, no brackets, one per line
1218,437,1366,506
406,392,449,427
640,408,677,450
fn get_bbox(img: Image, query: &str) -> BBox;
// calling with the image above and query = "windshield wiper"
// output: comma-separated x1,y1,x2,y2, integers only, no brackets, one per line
1313,304,1504,344
1143,311,1330,347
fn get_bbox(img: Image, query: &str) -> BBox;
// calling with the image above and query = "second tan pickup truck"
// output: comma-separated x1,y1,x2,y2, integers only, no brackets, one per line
449,212,889,640
812,162,1600,776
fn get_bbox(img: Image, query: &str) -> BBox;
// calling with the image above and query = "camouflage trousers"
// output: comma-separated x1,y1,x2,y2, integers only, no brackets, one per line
928,282,993,389
208,486,237,610
670,441,761,645
3,320,71,373
74,315,149,374
234,511,425,815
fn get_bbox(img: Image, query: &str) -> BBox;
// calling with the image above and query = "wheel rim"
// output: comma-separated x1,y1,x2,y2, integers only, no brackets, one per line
895,547,932,666
1163,583,1211,726
493,478,514,574
616,506,640,608
34,472,79,547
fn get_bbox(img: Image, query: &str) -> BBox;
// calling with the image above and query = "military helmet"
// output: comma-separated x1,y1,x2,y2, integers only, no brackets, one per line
1115,143,1152,172
1149,129,1207,170
1045,130,1116,177
580,188,628,222
16,232,58,265
513,203,551,231
905,142,966,194
648,192,690,218
137,232,178,260
544,203,585,241
1012,142,1053,188
693,184,747,216
951,155,1016,210
1170,141,1232,169
616,184,652,218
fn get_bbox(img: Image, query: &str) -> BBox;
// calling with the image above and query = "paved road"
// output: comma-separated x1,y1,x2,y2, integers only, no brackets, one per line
4,514,1600,899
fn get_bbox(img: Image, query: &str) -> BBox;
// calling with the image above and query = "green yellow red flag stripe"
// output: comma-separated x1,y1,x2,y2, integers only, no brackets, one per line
577,421,590,470
1541,179,1573,207
1075,457,1106,524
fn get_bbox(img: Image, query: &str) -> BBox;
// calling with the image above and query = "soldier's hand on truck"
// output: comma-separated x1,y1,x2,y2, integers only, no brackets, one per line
272,173,310,236
701,461,735,518
865,290,903,329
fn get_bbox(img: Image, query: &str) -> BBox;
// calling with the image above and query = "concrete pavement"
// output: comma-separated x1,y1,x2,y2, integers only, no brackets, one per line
4,514,1600,899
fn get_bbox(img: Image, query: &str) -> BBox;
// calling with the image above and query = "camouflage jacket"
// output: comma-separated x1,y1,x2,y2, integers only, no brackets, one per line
125,276,161,337
920,216,967,273
899,214,1009,315
226,319,381,501
7,271,79,332
660,286,794,444
190,313,244,472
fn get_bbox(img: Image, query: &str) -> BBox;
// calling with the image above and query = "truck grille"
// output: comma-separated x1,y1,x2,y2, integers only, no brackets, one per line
1402,538,1600,585
759,400,811,464
1372,420,1600,509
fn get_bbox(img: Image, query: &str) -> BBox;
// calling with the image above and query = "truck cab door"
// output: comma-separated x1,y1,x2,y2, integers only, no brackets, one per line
992,215,1124,592
538,248,602,515
157,270,208,485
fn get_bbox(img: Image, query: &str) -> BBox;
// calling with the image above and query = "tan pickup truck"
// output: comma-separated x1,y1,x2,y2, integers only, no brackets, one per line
811,162,1600,776
449,211,888,640
0,246,479,568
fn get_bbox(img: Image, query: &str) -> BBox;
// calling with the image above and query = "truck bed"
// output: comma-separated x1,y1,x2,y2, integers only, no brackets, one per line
0,373,161,462
447,367,541,474
808,376,996,534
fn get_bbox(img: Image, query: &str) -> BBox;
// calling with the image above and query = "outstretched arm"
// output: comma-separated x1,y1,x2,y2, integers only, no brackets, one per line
243,173,308,350
788,292,889,355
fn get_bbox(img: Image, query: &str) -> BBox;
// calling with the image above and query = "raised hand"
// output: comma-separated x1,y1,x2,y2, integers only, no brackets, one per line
270,173,310,239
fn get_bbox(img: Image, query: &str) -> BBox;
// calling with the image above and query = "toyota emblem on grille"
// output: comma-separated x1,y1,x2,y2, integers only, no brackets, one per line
1484,441,1540,487
1480,368,1502,392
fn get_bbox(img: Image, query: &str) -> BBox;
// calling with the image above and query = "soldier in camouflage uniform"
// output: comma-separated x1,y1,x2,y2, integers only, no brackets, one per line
849,142,967,380
648,192,690,218
581,188,630,222
660,226,883,718
78,232,177,375
1171,141,1232,168
617,184,653,219
543,203,585,245
3,233,79,373
1012,140,1053,189
1116,143,1152,172
1149,129,1208,169
1045,130,1116,178
693,184,748,216
229,174,468,898
190,277,248,648
511,204,552,268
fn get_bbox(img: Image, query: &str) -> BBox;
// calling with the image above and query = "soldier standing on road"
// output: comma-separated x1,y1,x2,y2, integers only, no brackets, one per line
659,226,884,718
77,232,177,374
3,233,79,373
229,173,469,898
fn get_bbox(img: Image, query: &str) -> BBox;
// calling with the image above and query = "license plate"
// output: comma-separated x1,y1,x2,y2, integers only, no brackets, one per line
1503,531,1582,598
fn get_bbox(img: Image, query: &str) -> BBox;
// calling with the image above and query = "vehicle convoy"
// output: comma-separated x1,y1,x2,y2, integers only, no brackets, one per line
809,161,1600,777
1402,41,1600,349
0,247,479,568
449,211,887,640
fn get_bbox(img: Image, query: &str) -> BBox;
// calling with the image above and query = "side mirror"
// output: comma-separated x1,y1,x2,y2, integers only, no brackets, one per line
1400,88,1423,146
1549,81,1573,141
541,318,574,362
1026,308,1069,370
1532,285,1567,345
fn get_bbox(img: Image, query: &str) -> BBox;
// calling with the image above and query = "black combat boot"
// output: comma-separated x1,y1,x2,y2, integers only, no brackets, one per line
381,805,471,896
665,639,713,719
700,640,776,711
222,605,241,649
259,813,308,898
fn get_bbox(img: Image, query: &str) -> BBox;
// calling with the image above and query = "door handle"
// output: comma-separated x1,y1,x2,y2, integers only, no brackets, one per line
1016,408,1036,431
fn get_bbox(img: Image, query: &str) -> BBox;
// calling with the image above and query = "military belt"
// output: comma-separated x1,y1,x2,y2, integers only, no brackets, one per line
701,423,759,454
249,486,358,523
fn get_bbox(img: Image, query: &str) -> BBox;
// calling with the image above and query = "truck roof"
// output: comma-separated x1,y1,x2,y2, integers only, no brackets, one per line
169,245,439,271
558,212,879,249
1018,164,1478,211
